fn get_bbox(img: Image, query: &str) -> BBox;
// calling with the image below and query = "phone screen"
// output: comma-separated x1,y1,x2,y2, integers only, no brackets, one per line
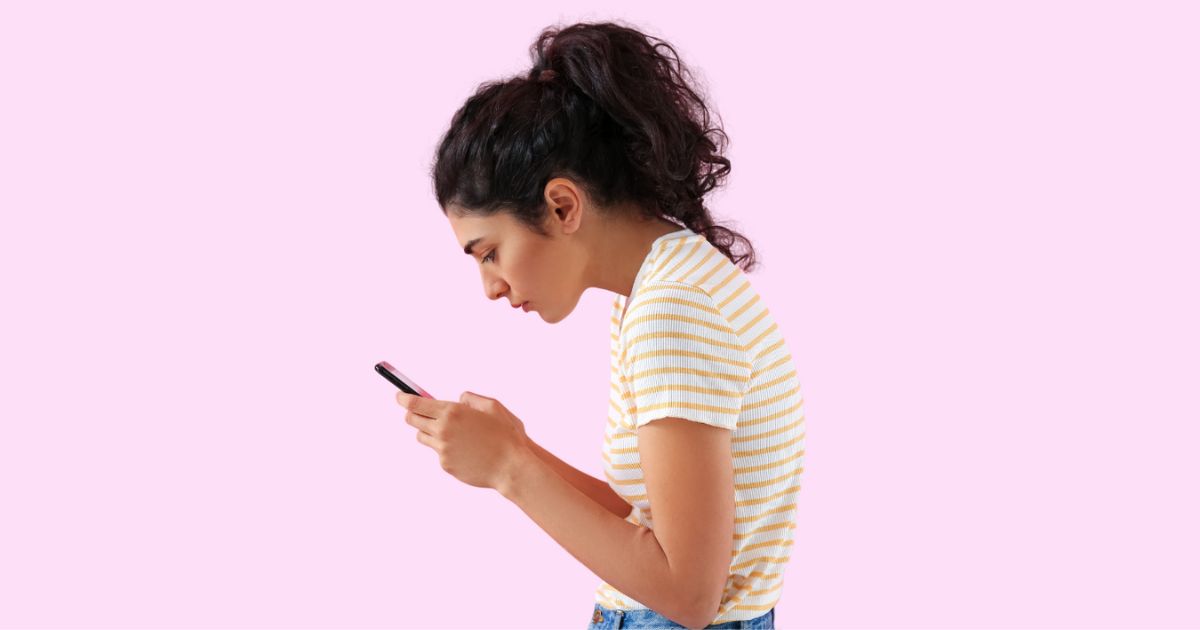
374,361,434,398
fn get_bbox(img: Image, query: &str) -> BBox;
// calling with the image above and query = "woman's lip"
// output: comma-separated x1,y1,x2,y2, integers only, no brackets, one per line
522,301,531,312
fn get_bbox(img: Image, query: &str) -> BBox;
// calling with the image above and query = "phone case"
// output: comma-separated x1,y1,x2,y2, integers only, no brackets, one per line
374,361,434,398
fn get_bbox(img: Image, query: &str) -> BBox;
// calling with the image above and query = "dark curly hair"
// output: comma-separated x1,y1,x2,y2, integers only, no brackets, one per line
429,20,759,272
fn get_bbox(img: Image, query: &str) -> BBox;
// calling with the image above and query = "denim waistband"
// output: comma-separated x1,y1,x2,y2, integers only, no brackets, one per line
587,603,775,629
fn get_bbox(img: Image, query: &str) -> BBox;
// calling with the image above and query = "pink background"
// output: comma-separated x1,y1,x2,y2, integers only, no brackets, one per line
2,1,1197,628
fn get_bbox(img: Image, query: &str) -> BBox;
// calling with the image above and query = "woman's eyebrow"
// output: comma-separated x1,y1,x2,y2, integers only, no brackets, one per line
463,237,484,256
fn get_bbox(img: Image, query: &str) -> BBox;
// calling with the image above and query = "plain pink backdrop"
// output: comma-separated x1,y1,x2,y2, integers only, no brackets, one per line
1,1,1197,628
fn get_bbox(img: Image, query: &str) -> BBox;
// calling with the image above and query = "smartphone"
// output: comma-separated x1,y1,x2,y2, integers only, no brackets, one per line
375,361,434,398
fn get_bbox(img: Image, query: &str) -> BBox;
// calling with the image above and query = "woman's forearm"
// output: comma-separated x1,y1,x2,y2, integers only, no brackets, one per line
495,448,706,629
525,435,633,519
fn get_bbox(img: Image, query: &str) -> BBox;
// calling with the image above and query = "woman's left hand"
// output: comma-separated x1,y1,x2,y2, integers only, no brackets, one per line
396,390,531,490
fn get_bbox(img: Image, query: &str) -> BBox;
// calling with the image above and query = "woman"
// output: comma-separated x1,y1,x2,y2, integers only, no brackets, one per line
396,20,804,630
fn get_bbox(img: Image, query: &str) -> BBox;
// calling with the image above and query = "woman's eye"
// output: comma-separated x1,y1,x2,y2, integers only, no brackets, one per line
482,250,496,264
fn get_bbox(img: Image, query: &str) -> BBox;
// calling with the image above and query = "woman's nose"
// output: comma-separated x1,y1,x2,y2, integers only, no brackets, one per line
485,278,508,302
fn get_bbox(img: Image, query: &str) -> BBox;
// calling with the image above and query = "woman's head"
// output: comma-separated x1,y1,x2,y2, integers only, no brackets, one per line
431,20,758,320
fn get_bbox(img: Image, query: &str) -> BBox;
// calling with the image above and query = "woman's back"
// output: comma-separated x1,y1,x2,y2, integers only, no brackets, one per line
598,227,806,623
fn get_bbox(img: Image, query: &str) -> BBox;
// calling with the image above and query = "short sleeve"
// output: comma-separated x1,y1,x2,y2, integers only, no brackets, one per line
619,281,752,431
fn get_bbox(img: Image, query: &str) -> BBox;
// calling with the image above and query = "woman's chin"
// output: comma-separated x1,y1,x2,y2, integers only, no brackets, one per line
540,294,582,323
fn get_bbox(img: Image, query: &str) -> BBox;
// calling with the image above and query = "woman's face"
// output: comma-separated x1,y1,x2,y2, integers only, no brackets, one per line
446,207,586,324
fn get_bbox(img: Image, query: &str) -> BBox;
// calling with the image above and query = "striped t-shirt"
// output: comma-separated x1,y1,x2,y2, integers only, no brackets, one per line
595,227,806,623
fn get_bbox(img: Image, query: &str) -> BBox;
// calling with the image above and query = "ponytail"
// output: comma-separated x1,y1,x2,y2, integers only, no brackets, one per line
431,20,758,271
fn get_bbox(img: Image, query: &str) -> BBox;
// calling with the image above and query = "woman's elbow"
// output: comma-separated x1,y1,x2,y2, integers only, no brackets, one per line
678,591,722,629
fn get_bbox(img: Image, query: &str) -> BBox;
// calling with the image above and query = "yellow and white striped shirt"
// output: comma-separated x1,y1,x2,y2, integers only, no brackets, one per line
597,227,806,623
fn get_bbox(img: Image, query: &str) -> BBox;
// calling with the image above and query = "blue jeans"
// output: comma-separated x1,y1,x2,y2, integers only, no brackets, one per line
587,603,775,629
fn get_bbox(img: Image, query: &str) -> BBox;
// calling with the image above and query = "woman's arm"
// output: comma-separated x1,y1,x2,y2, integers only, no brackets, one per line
525,435,633,519
496,448,707,628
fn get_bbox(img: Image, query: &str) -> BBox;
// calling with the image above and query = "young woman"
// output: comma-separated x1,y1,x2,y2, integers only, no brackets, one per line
396,20,804,630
